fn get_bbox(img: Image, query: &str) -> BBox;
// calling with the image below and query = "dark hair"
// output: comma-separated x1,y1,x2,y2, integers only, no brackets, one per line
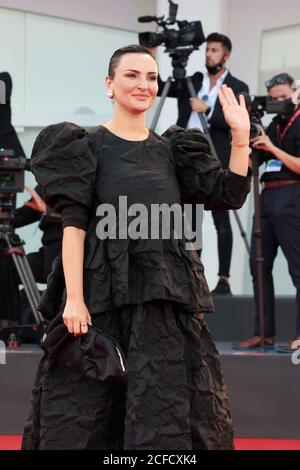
206,33,232,53
108,45,157,78
265,73,294,90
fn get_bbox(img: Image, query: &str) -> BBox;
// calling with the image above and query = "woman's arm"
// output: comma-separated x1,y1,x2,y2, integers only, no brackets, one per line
218,85,250,176
62,226,91,336
164,86,251,210
229,142,250,176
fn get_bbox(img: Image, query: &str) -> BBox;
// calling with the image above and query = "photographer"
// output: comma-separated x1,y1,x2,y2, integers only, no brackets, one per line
0,71,61,284
234,73,300,352
14,184,62,284
153,33,249,295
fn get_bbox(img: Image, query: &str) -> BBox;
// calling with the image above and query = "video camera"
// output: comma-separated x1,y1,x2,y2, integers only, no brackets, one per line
138,0,205,54
242,93,298,138
0,149,29,231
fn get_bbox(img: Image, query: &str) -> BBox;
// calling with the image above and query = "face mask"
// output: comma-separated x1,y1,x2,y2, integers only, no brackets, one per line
282,98,297,116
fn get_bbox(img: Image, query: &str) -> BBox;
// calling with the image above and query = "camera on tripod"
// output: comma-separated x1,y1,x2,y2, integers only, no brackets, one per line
0,149,43,341
0,148,28,232
138,0,206,89
138,0,205,54
242,94,295,138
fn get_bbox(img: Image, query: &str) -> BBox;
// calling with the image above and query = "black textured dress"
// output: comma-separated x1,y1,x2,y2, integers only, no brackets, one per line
22,123,251,450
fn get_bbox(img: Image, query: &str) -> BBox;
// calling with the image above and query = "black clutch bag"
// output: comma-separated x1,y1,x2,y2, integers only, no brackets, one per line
42,314,128,385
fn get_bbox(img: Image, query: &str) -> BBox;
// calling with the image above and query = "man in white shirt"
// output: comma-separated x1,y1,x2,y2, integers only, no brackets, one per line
187,68,228,130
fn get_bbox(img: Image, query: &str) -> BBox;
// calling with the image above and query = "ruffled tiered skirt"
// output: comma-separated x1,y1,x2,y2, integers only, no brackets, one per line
22,300,234,450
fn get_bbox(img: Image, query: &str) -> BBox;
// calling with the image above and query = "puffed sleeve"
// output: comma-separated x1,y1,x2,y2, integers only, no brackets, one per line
30,122,97,230
163,125,251,210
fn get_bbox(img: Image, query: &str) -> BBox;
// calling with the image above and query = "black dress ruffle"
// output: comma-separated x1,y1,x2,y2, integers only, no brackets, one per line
30,122,251,315
30,122,96,215
163,125,251,209
22,301,234,450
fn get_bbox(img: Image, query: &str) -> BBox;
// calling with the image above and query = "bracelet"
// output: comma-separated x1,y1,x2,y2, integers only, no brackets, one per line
231,141,249,148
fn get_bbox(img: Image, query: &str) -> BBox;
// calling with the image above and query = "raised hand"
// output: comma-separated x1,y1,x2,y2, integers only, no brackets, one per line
218,84,250,144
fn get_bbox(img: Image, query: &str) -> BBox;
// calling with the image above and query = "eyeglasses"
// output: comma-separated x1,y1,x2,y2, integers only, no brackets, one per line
265,73,294,89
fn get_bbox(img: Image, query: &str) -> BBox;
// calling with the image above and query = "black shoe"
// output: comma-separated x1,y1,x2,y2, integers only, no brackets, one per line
211,279,232,296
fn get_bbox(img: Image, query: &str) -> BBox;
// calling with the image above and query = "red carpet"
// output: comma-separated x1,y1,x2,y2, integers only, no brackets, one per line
1,436,300,451
0,436,22,451
234,438,300,450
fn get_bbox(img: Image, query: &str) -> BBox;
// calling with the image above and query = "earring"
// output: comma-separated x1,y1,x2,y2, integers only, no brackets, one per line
107,90,114,99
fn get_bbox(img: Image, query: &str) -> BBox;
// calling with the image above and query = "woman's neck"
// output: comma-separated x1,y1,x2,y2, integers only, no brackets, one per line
104,108,149,141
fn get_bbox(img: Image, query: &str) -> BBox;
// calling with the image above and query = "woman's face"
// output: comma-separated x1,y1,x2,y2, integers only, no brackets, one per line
106,53,158,114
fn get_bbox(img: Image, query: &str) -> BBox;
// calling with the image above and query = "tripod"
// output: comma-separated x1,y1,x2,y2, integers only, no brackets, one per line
250,148,267,350
151,47,250,253
0,224,43,344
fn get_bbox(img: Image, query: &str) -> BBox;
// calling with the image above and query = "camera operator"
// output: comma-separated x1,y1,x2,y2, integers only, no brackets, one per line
0,71,25,158
152,33,249,295
234,73,300,352
14,184,62,284
0,71,62,284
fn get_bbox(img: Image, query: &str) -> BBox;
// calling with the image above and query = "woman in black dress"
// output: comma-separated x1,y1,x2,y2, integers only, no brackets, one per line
22,45,251,450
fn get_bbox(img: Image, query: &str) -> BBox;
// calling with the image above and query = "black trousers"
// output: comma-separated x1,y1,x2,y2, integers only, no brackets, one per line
250,184,300,338
211,210,233,277
191,206,232,277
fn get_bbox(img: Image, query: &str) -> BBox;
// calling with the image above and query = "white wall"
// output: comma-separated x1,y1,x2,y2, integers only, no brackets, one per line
229,0,300,94
0,0,156,31
0,8,137,130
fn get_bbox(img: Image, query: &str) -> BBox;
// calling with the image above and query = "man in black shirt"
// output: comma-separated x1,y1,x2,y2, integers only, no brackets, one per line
234,73,300,352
